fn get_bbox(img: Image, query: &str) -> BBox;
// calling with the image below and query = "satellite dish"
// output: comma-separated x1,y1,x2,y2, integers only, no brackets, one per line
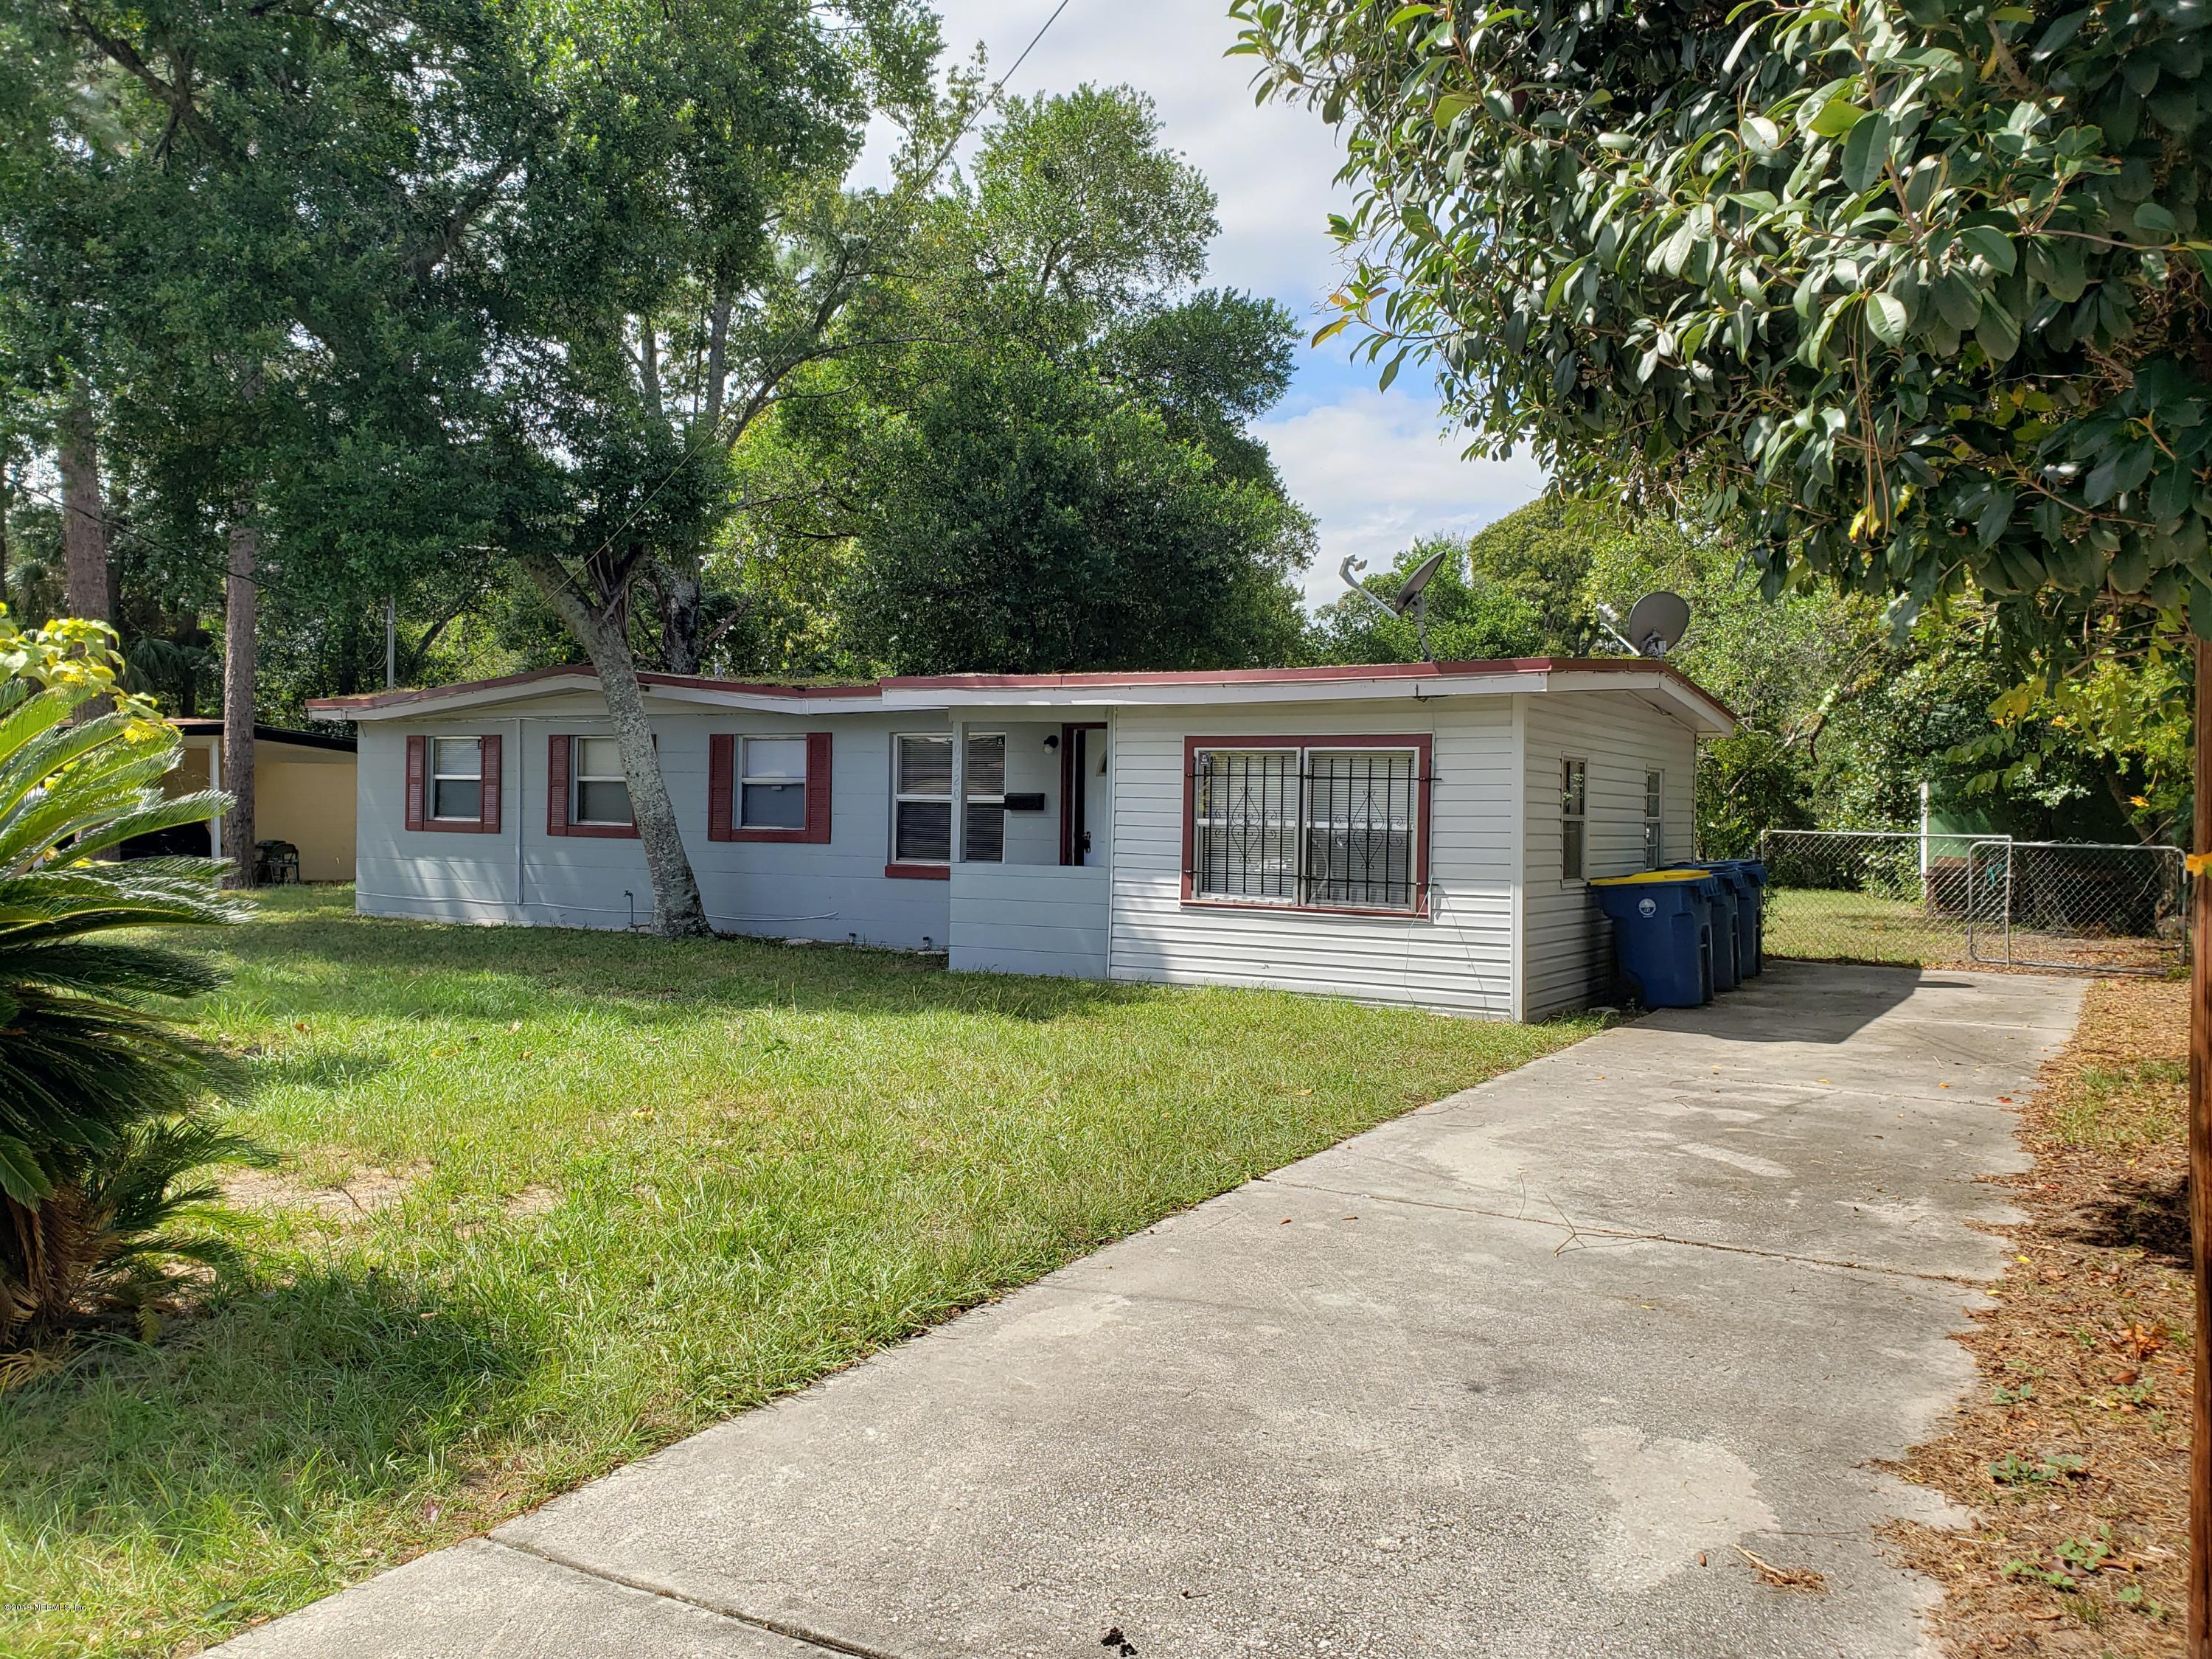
1624,591,1691,658
1391,546,1450,615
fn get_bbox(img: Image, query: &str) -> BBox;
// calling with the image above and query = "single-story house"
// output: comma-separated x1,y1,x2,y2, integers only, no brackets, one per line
151,718,359,881
306,658,1734,1020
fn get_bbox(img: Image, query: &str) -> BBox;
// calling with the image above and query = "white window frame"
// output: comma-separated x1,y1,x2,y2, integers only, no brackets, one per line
961,731,1008,864
738,734,810,832
1561,757,1588,883
1643,768,1666,869
429,737,484,823
891,733,954,866
571,734,632,827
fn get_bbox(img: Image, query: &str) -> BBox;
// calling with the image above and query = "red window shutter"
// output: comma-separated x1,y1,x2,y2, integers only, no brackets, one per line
405,735,426,832
804,731,832,844
707,734,736,842
479,733,503,834
547,734,571,837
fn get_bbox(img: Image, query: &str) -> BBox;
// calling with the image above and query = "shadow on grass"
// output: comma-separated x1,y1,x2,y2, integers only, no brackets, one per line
0,1263,527,1637
216,901,1159,1026
2060,1170,2191,1270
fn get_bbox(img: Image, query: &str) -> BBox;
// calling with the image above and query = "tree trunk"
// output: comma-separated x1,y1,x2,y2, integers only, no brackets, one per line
2186,632,2212,1658
0,467,10,614
221,507,257,887
58,386,109,622
517,553,710,938
653,557,705,675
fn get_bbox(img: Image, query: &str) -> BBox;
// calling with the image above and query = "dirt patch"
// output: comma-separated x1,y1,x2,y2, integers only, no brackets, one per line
504,1183,560,1219
225,1161,430,1221
1887,977,2191,1654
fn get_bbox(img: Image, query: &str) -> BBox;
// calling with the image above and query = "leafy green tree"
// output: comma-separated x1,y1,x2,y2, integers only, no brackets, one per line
0,612,250,1345
7,0,939,936
846,348,1308,672
749,85,1316,676
1231,0,2208,633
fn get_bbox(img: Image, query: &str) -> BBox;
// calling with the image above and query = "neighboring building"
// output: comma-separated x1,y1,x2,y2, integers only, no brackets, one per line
307,659,1733,1020
162,719,359,882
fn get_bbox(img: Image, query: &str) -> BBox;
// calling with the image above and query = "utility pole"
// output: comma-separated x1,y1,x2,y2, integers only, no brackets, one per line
386,595,397,689
2191,634,2211,1659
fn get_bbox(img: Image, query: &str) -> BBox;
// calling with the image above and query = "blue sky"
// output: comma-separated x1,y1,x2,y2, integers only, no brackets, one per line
853,0,1547,607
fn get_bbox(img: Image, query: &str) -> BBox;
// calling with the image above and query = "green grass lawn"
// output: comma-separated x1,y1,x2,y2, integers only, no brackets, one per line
1,887,1596,1657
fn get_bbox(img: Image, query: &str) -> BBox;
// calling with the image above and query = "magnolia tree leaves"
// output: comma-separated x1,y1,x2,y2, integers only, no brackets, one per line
1230,0,2212,656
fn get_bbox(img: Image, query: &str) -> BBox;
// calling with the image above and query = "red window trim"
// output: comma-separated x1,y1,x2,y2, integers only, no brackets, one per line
547,732,640,839
406,733,503,835
884,861,950,881
709,731,833,844
1179,733,1433,919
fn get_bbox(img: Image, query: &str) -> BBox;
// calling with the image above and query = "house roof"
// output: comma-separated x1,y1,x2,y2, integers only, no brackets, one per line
306,657,1737,737
170,717,359,756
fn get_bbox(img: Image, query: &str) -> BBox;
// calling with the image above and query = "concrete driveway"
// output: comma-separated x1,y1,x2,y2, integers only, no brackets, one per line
222,963,2082,1659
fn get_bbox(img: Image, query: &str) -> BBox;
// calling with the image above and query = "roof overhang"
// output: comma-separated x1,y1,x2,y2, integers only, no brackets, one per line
875,659,1736,737
309,667,886,722
307,658,1736,738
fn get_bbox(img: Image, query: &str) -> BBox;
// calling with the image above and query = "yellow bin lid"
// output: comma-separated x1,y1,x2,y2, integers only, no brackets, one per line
1588,870,1714,887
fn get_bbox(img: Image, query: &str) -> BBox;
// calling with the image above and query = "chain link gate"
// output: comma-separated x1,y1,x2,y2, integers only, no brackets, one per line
1757,830,2188,974
1962,839,2188,973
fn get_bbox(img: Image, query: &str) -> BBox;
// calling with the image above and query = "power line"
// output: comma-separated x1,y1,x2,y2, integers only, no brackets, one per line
10,477,307,607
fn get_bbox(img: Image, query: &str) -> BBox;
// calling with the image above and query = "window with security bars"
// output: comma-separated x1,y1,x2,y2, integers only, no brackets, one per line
1192,745,1423,911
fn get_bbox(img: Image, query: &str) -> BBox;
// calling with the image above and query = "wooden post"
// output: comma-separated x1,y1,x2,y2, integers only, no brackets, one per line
2193,633,2211,1659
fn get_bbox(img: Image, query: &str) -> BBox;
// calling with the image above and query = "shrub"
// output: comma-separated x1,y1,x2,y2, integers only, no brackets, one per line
0,611,251,1346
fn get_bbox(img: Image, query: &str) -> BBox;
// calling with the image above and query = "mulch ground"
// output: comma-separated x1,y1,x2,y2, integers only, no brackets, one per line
1887,976,2194,1655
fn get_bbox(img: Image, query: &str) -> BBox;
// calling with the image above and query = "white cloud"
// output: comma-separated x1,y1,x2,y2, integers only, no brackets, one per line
1258,390,1548,606
855,1,1551,611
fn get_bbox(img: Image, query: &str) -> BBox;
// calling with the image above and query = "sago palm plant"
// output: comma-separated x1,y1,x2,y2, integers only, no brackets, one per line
0,612,251,1345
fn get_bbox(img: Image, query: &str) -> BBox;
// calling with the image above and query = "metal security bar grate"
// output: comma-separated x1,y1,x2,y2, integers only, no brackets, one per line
1194,750,1298,901
1306,751,1418,908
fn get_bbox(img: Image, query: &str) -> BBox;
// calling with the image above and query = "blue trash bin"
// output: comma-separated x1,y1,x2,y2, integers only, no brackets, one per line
1590,871,1719,1009
1733,860,1767,974
1671,861,1758,984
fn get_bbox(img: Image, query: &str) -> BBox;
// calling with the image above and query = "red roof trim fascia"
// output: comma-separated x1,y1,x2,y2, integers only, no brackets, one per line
307,655,1736,727
308,664,881,715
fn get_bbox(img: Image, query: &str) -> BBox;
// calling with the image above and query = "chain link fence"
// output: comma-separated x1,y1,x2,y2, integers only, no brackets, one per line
1757,830,2187,974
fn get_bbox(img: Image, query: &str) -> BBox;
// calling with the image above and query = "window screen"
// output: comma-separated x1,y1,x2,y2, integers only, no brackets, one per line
741,736,807,830
574,736,631,826
1561,757,1588,881
431,737,482,821
894,734,953,863
1643,769,1664,868
963,733,1006,863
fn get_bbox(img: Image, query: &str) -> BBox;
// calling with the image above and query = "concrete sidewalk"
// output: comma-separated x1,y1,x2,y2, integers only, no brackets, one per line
220,963,2081,1658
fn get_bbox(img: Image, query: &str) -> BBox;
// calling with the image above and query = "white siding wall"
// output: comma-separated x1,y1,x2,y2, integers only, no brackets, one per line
948,865,1110,978
1519,692,1700,1019
1106,700,1517,1017
353,699,953,949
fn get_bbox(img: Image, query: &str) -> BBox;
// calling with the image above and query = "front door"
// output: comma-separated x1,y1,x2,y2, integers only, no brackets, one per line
1060,723,1109,867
